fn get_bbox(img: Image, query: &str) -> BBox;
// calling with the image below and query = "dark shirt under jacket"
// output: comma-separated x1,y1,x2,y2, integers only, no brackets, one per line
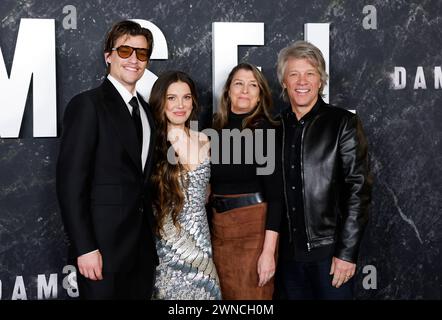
281,100,334,262
210,112,283,232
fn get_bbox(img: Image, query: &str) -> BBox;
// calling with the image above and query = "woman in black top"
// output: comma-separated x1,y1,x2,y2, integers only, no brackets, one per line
210,63,283,299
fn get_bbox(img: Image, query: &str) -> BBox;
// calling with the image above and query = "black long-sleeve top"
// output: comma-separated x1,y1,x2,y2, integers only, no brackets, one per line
210,112,283,232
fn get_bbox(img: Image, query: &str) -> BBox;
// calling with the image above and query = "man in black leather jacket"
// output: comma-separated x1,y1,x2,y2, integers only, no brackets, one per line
275,41,372,299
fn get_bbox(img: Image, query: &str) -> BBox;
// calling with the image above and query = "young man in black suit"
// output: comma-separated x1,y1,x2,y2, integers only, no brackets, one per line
57,20,157,299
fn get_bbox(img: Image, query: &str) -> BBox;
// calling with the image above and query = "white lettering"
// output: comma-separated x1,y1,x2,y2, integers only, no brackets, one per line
304,23,330,103
264,305,273,314
414,66,427,89
393,66,406,89
362,5,377,30
434,66,442,89
212,22,264,113
62,265,79,298
362,264,377,289
11,276,27,300
37,273,58,299
169,304,202,317
132,19,168,101
62,5,77,30
0,19,56,138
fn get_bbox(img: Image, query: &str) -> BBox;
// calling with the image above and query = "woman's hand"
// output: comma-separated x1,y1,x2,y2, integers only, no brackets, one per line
257,230,278,287
257,249,275,287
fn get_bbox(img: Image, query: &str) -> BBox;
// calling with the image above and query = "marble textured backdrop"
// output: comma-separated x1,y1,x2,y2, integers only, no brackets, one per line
0,0,440,299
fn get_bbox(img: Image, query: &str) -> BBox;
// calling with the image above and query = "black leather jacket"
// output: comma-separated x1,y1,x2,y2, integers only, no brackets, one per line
277,97,373,263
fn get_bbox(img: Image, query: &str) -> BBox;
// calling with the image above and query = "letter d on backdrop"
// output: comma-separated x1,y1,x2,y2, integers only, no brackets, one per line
0,19,56,138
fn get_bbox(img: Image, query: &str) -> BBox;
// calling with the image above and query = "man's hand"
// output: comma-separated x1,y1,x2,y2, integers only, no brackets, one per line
77,250,103,281
329,256,355,288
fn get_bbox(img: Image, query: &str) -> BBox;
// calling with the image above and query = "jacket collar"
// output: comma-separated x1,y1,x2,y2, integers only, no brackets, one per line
138,96,156,181
280,95,326,123
100,78,143,173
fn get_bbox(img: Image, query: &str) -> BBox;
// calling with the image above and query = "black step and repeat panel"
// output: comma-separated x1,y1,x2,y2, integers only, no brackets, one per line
0,0,441,299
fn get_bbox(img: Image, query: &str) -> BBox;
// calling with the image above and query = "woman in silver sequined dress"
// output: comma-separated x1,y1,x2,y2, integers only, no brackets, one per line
149,71,222,300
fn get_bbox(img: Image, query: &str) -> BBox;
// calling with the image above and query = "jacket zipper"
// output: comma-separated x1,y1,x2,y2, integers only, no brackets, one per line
281,115,293,243
300,121,312,252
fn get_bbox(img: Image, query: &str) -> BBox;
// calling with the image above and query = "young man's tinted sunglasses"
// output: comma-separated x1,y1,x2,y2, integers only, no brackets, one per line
111,45,149,62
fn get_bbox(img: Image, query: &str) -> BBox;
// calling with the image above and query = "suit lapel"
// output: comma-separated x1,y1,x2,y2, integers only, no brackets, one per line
101,79,142,173
138,94,156,181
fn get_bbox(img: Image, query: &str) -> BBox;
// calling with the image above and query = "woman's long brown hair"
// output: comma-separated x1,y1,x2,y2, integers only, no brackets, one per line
212,62,276,130
149,71,198,235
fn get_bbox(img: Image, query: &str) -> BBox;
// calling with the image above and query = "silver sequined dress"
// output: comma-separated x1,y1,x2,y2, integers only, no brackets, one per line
153,158,222,300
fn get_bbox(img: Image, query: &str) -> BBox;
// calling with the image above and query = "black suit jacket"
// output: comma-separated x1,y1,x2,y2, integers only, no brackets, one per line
57,79,158,275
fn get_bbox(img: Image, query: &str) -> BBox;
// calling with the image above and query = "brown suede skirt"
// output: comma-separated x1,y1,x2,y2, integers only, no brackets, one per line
211,201,274,300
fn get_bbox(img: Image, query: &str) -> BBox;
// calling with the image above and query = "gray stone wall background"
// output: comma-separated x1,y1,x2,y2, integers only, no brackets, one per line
0,0,440,299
